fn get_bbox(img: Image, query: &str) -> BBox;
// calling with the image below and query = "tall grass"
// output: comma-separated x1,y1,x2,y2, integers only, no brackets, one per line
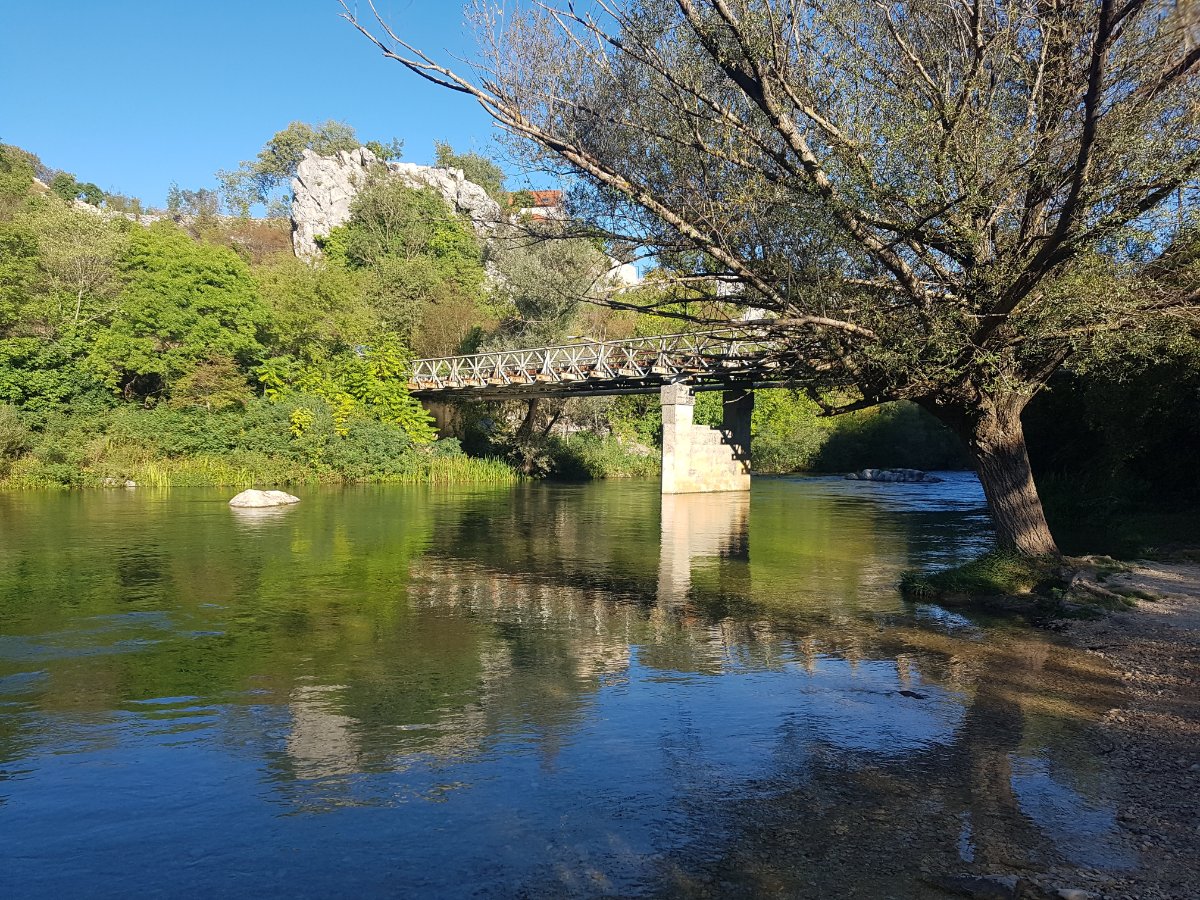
379,454,520,485
1,451,519,490
130,456,295,488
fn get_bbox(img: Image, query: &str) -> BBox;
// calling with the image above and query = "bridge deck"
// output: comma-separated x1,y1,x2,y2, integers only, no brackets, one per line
407,327,785,399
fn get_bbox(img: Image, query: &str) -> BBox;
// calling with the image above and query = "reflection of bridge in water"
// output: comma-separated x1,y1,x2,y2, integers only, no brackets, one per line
403,491,946,682
271,485,1127,889
410,328,795,494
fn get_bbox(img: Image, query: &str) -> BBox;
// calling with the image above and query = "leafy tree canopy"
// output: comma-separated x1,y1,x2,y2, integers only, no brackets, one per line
488,226,613,346
89,223,266,400
12,197,126,336
219,120,404,216
344,0,1200,556
167,184,221,222
0,143,36,204
321,176,490,356
49,172,104,207
256,255,376,363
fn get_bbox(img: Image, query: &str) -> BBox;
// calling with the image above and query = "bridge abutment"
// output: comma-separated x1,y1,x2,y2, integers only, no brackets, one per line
661,384,753,494
422,400,462,439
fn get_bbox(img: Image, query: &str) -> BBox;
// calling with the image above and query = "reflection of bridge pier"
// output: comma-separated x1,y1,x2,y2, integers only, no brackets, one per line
657,492,750,605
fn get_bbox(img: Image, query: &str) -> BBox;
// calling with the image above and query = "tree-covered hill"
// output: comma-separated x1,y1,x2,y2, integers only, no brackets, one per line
2,125,1196,558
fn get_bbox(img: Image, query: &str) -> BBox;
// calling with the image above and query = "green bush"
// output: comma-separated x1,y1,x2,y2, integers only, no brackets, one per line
323,418,416,480
552,432,660,480
0,403,30,460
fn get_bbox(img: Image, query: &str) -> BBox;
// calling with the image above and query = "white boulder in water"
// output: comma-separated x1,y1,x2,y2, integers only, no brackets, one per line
228,489,301,508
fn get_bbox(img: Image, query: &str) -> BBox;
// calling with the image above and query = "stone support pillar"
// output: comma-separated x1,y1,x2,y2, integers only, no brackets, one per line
661,382,696,495
660,383,753,494
422,400,461,439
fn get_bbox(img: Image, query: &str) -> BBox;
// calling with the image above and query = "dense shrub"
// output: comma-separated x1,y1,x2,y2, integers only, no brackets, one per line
0,403,30,475
810,403,968,472
551,433,660,480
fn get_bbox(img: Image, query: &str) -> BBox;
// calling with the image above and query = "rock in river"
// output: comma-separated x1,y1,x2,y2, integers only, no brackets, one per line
228,489,301,508
845,468,943,483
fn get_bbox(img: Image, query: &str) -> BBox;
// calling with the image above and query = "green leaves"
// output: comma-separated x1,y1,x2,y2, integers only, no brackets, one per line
49,172,104,206
89,223,265,398
330,177,490,356
0,143,36,203
255,255,374,363
258,339,435,444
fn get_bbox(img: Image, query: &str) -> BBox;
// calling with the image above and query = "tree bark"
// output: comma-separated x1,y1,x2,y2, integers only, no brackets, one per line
930,394,1060,557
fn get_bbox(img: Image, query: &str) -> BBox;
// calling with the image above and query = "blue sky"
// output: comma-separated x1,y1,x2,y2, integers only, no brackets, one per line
0,1,503,207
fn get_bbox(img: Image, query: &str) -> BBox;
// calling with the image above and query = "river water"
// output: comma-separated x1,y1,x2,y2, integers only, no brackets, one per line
0,476,1132,897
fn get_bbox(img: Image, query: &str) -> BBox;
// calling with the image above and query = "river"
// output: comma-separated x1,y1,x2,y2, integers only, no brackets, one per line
0,475,1131,897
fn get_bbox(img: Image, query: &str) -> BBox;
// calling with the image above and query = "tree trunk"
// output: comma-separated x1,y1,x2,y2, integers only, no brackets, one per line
931,394,1060,557
517,398,541,440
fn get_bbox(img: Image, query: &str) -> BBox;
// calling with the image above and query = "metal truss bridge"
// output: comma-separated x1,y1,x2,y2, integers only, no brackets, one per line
407,327,788,400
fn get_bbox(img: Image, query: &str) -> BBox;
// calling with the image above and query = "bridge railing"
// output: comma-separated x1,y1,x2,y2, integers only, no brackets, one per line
408,327,778,394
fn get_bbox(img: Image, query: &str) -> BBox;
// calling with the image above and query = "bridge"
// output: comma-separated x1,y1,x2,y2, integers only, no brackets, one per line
408,328,794,495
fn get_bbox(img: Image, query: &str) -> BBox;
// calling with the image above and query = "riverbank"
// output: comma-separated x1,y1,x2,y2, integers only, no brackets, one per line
1047,561,1200,900
0,451,519,489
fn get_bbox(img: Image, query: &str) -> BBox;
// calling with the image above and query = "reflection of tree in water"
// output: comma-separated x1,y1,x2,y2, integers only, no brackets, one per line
0,484,1132,891
655,634,1126,898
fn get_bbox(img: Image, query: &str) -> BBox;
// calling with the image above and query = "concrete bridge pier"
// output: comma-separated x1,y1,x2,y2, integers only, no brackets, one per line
660,383,753,494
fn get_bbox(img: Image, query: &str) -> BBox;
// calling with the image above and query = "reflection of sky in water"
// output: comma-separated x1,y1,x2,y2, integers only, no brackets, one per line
911,603,984,635
766,472,994,576
1010,755,1137,871
796,470,988,513
957,811,976,862
0,612,176,661
1,652,964,898
0,480,1128,897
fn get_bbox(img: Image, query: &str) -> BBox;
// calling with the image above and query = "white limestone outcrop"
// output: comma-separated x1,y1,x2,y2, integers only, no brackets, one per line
290,147,503,258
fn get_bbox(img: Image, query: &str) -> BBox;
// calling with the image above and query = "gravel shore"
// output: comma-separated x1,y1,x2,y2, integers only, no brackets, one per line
1051,561,1200,900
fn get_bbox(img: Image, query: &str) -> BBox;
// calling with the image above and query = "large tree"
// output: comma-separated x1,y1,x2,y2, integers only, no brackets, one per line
342,0,1200,555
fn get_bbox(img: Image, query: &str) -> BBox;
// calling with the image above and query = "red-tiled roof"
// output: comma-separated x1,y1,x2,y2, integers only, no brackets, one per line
526,190,562,207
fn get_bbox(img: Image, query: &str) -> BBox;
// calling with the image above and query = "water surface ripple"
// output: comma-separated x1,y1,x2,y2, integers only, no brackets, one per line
0,476,1127,897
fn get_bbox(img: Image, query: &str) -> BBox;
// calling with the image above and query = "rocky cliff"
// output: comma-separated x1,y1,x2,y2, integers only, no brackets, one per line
290,147,503,258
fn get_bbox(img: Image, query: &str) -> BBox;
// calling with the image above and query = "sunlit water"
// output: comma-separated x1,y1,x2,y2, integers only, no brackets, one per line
0,475,1131,897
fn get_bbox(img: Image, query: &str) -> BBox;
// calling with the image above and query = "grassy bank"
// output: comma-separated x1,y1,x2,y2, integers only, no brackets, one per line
899,551,1063,600
1,451,519,490
1,451,518,490
898,550,1173,619
0,400,519,490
